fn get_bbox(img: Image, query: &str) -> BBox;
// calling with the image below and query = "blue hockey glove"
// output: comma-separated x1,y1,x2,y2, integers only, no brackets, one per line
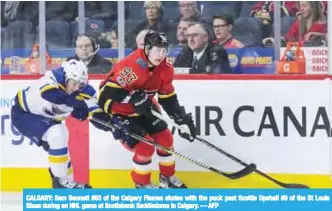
90,112,113,131
71,106,89,121
63,92,87,110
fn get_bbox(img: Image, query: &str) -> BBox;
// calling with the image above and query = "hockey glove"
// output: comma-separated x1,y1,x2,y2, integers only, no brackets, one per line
90,112,113,131
110,115,146,149
129,90,153,116
172,113,196,142
64,95,87,110
71,106,89,121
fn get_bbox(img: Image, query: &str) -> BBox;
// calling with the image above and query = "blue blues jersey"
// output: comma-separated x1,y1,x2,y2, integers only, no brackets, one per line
15,68,101,120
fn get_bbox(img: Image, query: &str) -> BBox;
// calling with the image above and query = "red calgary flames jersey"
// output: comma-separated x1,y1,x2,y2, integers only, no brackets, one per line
99,48,175,116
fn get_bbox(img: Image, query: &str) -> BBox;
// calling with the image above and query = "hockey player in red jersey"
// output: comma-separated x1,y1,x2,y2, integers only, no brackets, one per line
97,30,196,189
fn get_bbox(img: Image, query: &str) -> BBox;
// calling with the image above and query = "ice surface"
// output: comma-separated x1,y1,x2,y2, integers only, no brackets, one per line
1,192,23,211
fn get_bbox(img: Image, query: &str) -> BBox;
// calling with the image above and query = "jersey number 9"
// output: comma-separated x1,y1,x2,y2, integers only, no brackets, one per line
120,67,138,85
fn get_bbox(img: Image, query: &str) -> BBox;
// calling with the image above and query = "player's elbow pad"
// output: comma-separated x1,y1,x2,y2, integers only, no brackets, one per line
98,86,130,112
41,89,68,105
158,94,182,116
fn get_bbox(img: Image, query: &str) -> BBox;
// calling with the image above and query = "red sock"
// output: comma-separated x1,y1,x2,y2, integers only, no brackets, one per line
151,129,175,177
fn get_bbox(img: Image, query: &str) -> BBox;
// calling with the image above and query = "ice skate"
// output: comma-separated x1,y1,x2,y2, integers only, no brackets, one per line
52,177,92,189
135,182,160,189
48,168,54,179
159,174,187,188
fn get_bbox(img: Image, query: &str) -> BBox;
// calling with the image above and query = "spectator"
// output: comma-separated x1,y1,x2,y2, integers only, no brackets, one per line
250,1,299,20
250,1,299,39
1,2,8,27
46,2,76,22
84,1,118,29
175,18,194,47
251,1,328,18
263,1,327,47
172,1,205,24
1,2,7,48
44,2,77,48
4,1,38,27
212,14,243,48
66,33,112,74
109,28,118,49
87,30,112,49
136,29,149,49
126,1,170,49
174,23,231,74
3,1,37,48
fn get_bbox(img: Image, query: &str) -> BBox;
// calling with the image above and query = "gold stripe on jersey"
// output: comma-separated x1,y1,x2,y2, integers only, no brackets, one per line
104,99,113,113
17,90,27,111
57,83,66,92
40,84,58,94
98,82,121,100
105,82,122,89
79,93,92,99
89,108,103,118
158,91,175,99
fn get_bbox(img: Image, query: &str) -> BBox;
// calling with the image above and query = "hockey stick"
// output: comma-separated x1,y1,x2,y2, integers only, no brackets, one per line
151,110,309,189
90,116,254,180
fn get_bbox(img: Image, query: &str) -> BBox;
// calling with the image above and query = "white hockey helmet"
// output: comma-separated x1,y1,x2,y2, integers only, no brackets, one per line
63,59,88,85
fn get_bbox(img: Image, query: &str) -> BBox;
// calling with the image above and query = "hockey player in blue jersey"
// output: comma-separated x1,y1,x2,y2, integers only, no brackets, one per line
11,59,105,189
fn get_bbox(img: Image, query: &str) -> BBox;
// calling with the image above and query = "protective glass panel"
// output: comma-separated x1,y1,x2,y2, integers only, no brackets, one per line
1,1,45,74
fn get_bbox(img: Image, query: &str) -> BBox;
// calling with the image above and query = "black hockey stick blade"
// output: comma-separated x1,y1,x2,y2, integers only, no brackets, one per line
282,183,309,189
254,169,310,189
205,163,256,180
224,163,257,179
195,136,309,188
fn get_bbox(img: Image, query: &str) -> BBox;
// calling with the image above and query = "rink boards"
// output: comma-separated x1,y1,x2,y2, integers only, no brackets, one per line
1,75,332,191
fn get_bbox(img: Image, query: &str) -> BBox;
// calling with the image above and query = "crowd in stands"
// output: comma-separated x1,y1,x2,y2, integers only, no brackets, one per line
0,1,329,74
1,1,328,50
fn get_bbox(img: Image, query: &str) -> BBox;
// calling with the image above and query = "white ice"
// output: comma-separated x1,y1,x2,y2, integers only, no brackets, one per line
1,192,23,211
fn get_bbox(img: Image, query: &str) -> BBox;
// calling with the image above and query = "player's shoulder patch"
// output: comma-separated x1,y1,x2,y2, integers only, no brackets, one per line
136,58,147,69
116,75,127,87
